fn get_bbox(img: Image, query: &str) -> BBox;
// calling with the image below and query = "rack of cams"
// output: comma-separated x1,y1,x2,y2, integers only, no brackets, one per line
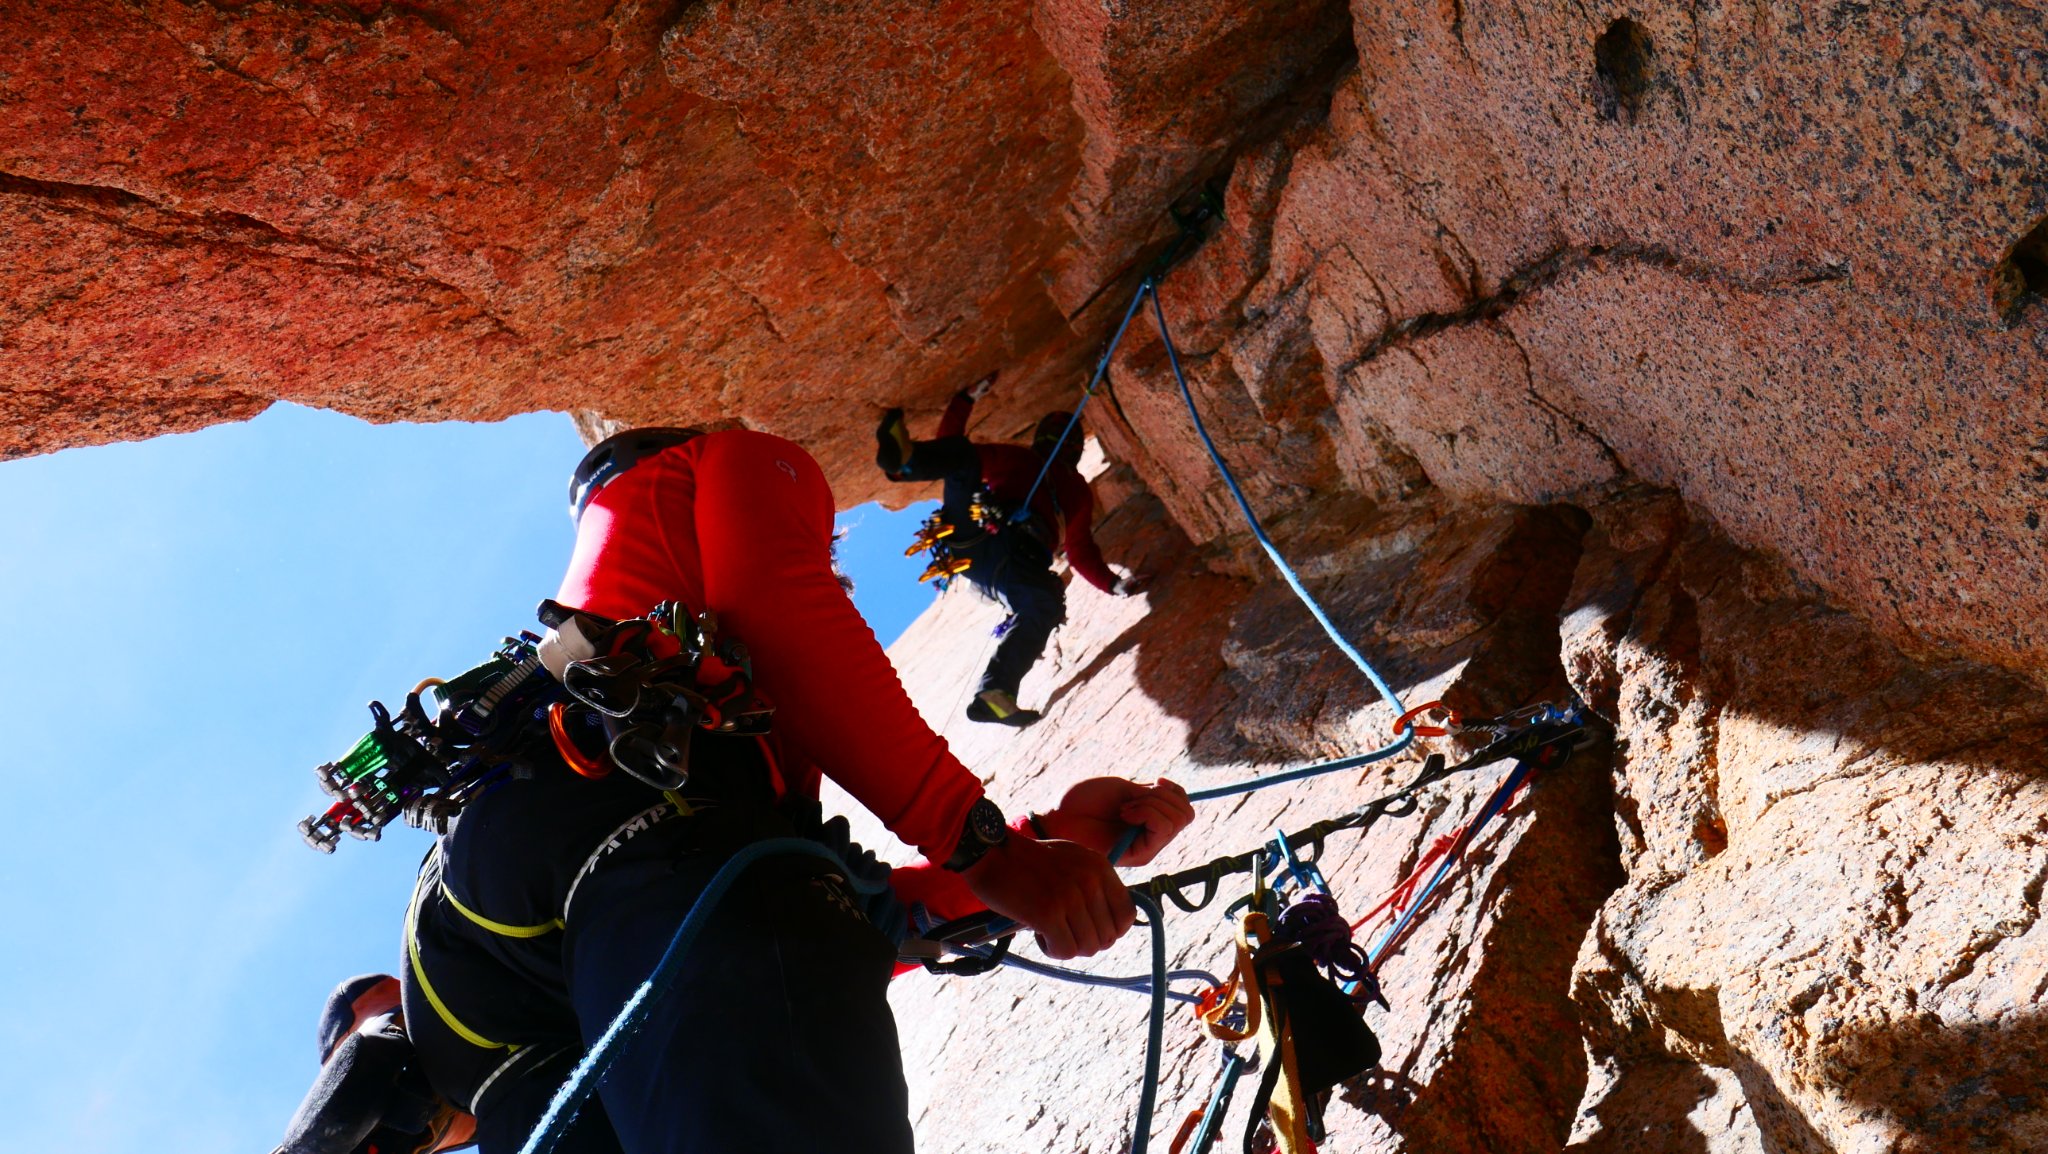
299,635,553,852
298,601,775,854
906,512,972,584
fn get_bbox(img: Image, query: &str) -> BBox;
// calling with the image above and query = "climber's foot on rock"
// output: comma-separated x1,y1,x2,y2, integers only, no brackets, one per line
967,690,1040,728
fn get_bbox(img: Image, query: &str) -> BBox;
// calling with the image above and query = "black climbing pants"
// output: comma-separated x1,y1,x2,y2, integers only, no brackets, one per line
408,740,915,1154
880,429,1067,698
957,530,1065,698
448,817,913,1154
561,835,912,1154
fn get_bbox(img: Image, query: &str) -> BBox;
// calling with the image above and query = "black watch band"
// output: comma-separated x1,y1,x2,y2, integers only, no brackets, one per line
943,798,1009,872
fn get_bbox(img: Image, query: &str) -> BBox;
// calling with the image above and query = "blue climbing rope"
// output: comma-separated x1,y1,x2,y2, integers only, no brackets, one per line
517,838,881,1154
1145,286,1415,799
1015,275,1417,802
993,952,1220,1006
1011,281,1154,523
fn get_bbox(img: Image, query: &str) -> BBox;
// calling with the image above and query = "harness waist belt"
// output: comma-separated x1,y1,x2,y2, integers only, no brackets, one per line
570,427,704,522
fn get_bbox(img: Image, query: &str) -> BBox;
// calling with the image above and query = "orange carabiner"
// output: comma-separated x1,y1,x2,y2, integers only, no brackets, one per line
549,702,612,780
1392,700,1458,738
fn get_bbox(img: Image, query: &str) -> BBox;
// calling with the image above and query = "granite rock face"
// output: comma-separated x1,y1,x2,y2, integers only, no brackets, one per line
8,1,2045,1151
1561,492,2048,1154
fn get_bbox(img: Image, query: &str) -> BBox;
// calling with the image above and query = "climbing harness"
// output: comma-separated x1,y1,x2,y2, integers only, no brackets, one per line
902,487,1053,590
297,599,772,852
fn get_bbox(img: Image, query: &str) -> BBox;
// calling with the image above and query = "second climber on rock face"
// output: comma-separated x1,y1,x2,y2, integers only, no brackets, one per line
876,373,1142,728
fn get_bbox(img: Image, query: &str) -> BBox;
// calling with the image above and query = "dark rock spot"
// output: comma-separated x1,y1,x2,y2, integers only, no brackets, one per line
1990,216,2048,322
1695,812,1729,857
1594,18,1656,122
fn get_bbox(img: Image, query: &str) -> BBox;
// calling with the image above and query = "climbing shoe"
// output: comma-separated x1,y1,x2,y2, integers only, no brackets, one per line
966,690,1041,728
876,408,914,477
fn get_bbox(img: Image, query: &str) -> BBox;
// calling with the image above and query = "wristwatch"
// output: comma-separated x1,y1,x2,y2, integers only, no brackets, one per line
943,797,1010,872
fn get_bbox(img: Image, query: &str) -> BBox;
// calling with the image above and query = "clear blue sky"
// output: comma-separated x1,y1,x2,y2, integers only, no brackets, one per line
0,405,934,1153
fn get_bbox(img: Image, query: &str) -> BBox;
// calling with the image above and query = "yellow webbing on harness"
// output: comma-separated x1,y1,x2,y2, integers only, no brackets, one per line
405,866,510,1051
439,881,564,939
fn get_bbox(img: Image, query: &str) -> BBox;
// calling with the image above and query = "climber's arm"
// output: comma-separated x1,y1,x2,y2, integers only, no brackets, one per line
690,430,984,861
687,431,1142,960
1056,473,1119,593
936,390,976,439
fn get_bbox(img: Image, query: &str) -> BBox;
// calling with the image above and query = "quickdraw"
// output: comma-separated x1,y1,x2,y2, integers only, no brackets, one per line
919,554,974,584
903,514,955,557
903,487,1029,587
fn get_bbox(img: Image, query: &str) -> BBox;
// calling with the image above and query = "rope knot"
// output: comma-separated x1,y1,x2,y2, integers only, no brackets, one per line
1272,892,1389,1011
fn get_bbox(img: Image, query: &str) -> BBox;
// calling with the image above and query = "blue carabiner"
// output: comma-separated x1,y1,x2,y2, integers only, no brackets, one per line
1271,828,1331,897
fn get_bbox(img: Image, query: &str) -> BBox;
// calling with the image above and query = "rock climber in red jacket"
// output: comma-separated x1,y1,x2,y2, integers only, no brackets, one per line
877,375,1142,727
384,426,1192,1154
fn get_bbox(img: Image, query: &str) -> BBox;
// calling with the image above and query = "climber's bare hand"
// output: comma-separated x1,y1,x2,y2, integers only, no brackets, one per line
962,834,1134,959
1040,777,1195,868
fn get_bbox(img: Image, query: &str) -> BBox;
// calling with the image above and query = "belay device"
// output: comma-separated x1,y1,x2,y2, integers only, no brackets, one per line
298,600,772,852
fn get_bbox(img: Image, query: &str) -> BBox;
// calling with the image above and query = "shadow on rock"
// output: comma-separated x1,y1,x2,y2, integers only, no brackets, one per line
1568,1059,1754,1154
1827,1008,2048,1152
1056,472,1599,777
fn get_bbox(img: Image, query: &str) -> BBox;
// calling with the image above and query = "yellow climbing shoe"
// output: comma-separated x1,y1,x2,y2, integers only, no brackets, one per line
876,408,915,477
966,690,1041,728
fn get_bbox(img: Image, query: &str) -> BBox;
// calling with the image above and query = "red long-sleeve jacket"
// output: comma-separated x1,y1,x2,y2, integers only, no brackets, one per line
939,393,1117,593
556,429,984,925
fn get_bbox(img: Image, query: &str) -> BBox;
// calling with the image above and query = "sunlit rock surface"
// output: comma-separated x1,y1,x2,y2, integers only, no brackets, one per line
8,1,2044,1150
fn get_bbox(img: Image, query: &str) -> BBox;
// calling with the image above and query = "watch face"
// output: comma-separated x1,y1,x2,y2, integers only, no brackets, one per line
970,799,1005,844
